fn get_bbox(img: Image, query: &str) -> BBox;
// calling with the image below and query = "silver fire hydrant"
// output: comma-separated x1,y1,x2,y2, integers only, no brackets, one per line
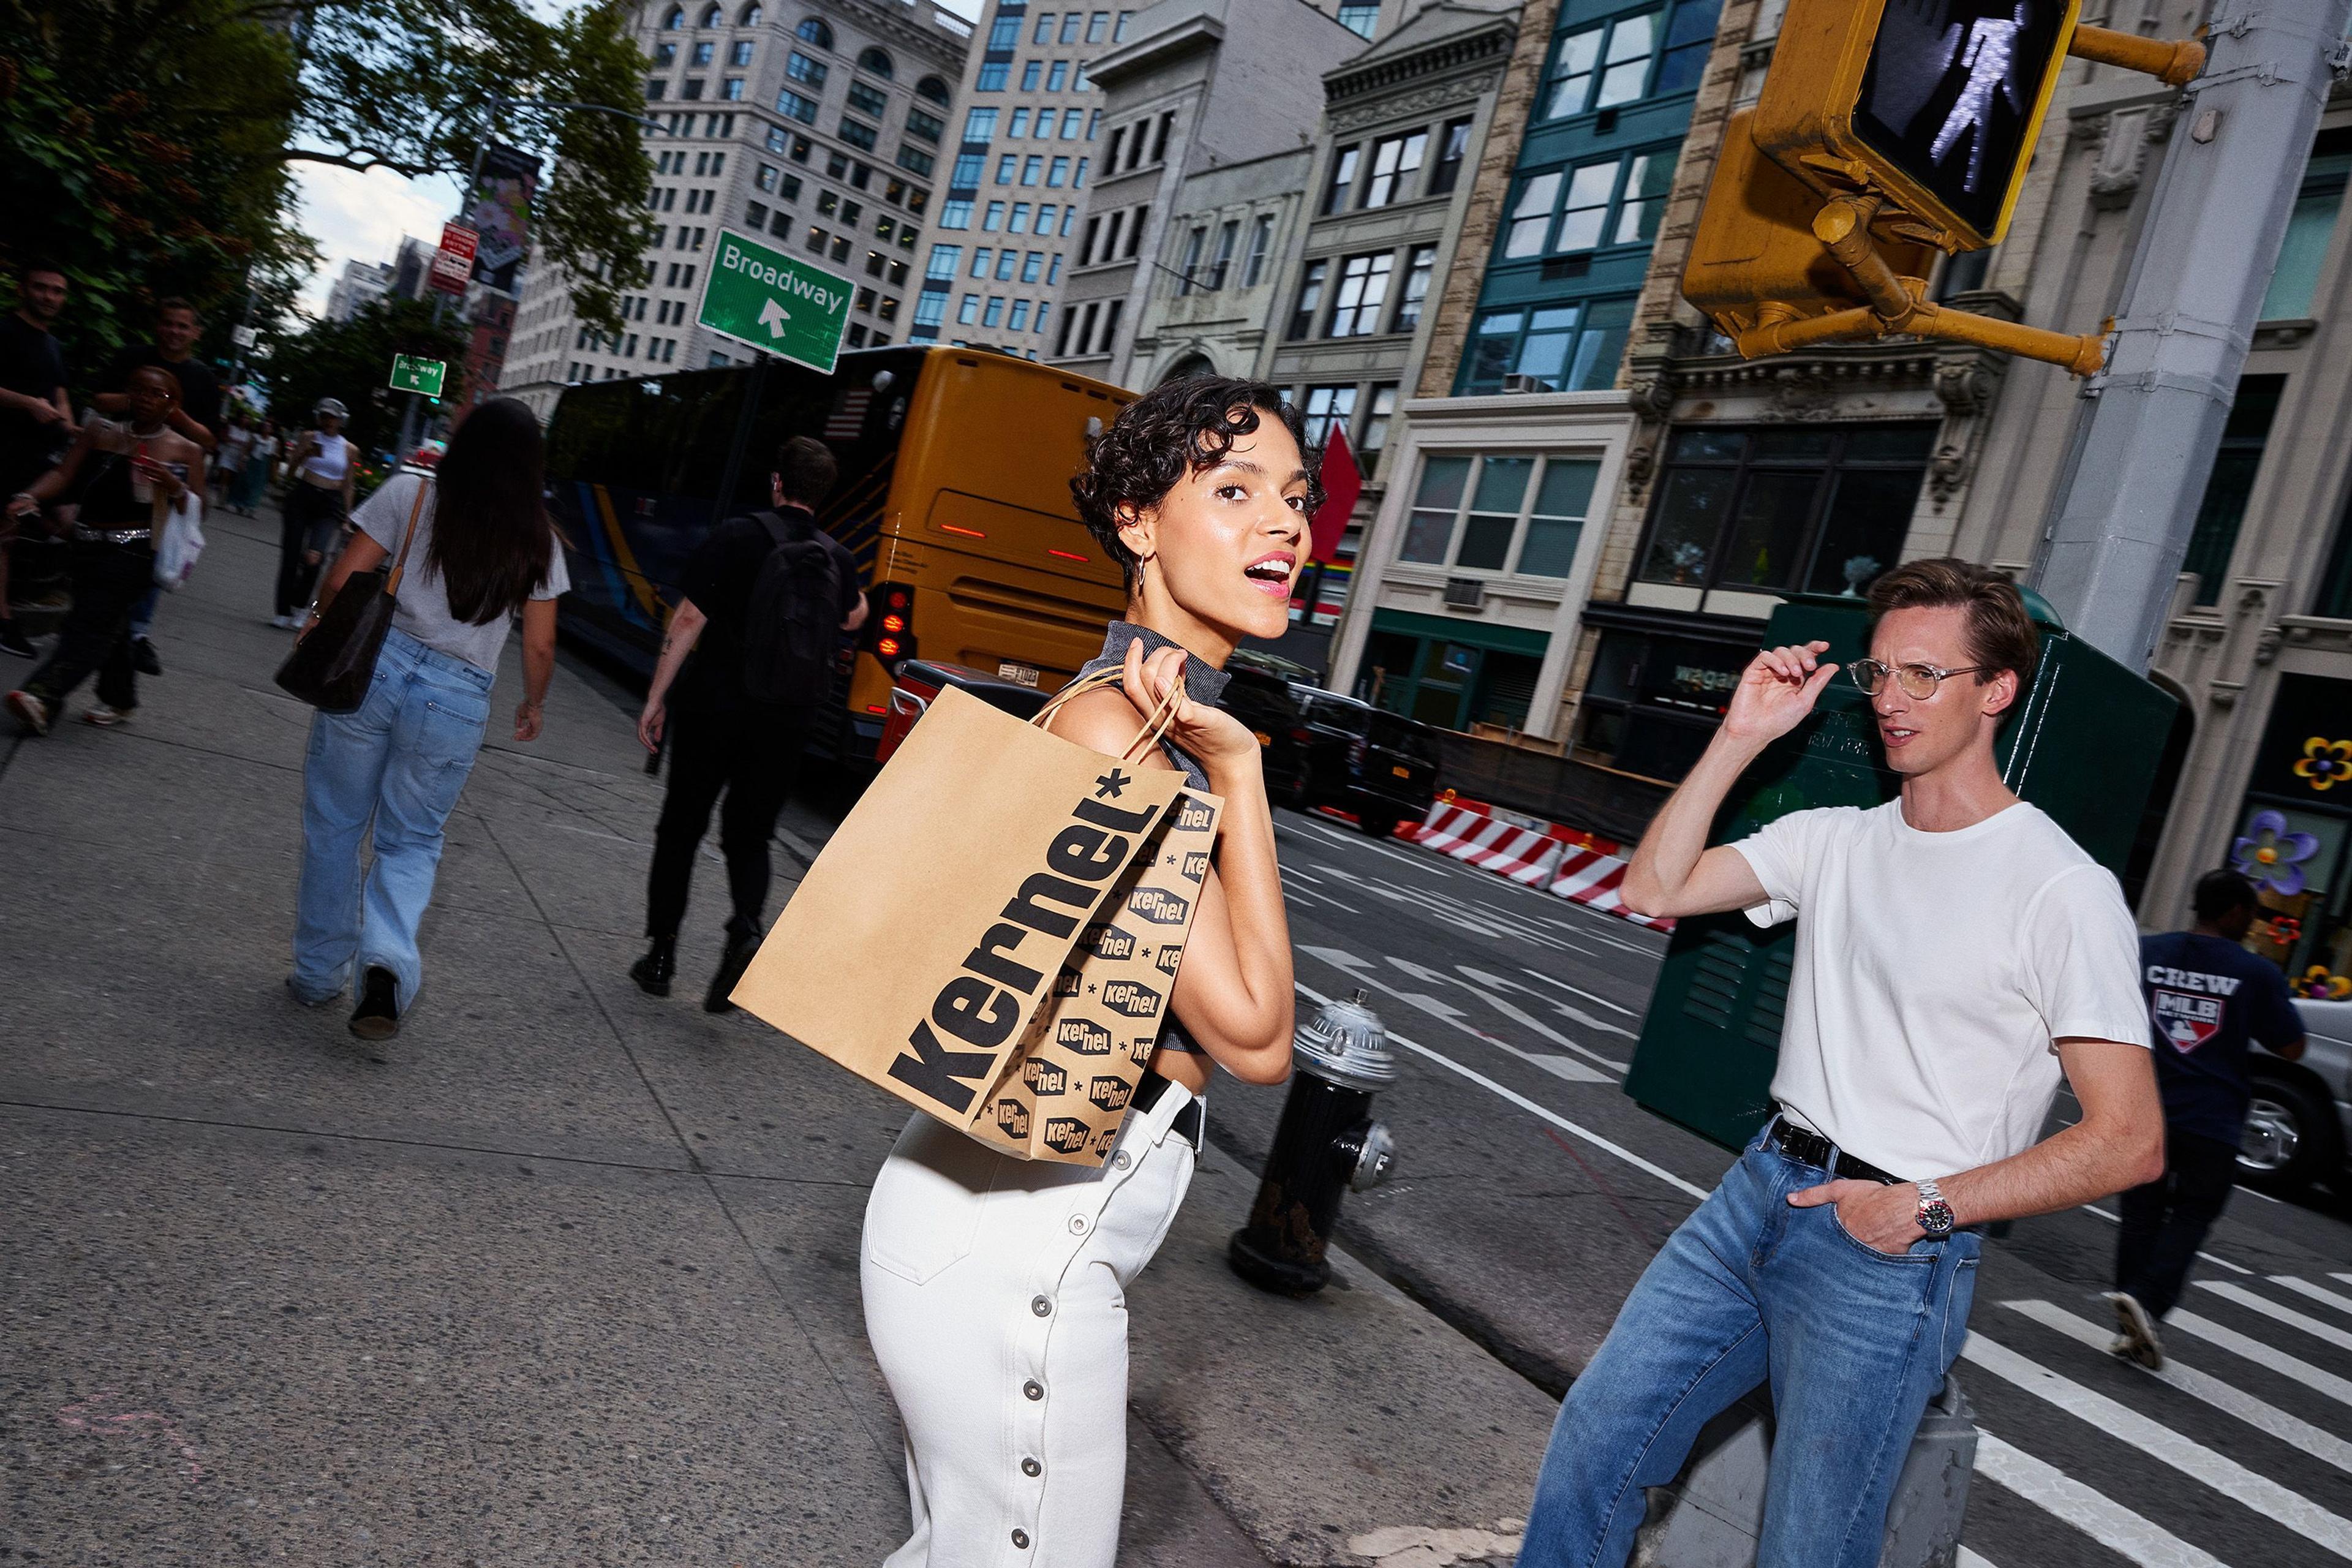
1228,989,1398,1295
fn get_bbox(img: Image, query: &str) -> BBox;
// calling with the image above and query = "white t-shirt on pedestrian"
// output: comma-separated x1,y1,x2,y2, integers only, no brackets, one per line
1732,800,2148,1182
356,470,570,675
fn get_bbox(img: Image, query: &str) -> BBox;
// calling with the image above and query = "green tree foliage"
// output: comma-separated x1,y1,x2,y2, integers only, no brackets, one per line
263,296,467,456
2,0,652,372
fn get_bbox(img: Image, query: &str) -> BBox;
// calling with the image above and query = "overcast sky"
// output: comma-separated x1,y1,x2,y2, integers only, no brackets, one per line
290,0,987,318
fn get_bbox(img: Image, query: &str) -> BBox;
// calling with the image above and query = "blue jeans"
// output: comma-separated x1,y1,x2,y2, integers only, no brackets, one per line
290,625,494,1009
1520,1125,1982,1568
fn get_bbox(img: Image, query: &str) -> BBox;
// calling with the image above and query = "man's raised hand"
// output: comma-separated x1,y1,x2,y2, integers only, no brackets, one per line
1720,641,1838,748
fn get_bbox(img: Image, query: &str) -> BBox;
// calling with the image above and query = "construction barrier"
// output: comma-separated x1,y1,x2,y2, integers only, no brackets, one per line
1403,801,1566,886
1550,847,1676,930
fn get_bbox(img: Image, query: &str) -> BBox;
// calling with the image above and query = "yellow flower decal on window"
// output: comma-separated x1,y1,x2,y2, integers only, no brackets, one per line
2293,735,2352,791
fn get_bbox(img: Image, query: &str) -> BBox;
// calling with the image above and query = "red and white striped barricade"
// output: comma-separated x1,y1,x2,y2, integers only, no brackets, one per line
1549,846,1676,930
1403,800,1566,887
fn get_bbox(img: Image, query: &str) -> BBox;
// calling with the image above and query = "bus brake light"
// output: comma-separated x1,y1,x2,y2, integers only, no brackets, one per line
882,612,906,633
878,636,902,657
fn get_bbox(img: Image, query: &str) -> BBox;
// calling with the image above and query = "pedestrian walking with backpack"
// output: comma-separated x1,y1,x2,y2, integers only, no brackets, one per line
630,435,865,1011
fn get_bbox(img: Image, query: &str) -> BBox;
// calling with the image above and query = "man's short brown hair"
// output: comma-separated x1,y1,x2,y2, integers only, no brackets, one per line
772,434,837,508
1864,557,2040,688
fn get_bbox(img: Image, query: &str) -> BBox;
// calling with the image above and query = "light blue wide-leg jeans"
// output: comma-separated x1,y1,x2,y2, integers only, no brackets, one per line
291,625,494,1010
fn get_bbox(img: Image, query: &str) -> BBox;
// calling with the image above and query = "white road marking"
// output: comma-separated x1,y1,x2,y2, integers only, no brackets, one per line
1414,961,1629,1071
1530,1054,1612,1084
1307,948,1611,1084
1295,978,1709,1201
2272,1276,2352,1318
1512,964,1638,1016
1956,1550,1998,1568
2079,1206,2252,1274
1961,1333,2352,1556
2168,1308,2352,1409
1970,1432,2227,1568
2003,1298,2352,1476
2196,1280,2352,1354
2334,1273,2352,1288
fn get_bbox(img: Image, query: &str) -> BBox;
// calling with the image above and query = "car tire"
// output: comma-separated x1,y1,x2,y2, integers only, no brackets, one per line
2237,1071,2341,1197
1359,808,1398,839
1281,766,1314,812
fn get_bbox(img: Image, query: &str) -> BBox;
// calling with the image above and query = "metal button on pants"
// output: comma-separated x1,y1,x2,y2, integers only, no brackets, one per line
863,1082,1201,1567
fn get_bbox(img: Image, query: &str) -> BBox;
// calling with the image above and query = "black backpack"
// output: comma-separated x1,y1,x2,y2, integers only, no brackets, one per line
739,508,842,704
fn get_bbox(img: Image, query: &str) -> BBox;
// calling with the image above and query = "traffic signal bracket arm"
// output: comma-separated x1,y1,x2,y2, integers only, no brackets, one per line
1732,194,2108,375
2068,23,2206,87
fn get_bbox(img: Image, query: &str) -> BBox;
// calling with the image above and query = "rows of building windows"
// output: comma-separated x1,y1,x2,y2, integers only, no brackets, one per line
1295,382,1398,477
1104,111,1175,177
1052,296,1121,356
1498,145,1675,259
1285,243,1438,339
1399,450,1601,579
1537,0,1717,123
1319,117,1473,216
1076,203,1147,265
1170,214,1276,295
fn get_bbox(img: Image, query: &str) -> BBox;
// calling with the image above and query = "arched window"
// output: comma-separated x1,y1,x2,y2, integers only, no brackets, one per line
698,2,722,24
858,45,894,77
916,74,951,104
662,4,684,26
737,1,762,21
1158,353,1216,385
796,15,832,46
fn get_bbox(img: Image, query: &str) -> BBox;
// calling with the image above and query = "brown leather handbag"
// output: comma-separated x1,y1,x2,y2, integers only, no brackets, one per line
273,477,427,713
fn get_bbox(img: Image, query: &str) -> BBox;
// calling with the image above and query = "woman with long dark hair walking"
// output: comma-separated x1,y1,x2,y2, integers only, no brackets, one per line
287,398,568,1039
859,376,1307,1566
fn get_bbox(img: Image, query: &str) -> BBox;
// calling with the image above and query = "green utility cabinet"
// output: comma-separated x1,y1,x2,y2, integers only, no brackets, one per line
1622,592,2177,1152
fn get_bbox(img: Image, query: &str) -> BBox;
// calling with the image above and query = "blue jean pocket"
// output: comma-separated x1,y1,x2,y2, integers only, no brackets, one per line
417,696,488,815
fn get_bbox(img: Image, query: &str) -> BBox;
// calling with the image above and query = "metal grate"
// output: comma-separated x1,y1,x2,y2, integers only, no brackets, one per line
1442,576,1485,609
1683,931,1747,1030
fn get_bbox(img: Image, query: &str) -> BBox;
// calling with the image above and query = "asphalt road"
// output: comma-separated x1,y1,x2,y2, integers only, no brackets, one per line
1202,806,2352,1568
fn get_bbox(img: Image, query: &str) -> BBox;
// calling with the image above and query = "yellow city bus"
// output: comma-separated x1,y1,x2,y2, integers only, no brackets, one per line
545,345,1134,764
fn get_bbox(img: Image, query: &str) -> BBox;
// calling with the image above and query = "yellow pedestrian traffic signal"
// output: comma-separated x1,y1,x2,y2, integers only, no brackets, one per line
1754,0,2084,250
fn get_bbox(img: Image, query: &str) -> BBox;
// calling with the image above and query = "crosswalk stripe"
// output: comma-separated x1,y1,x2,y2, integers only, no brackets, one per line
2002,1299,2352,1476
2169,1308,2352,1409
1956,1550,1997,1568
2274,1275,2352,1317
2198,1280,2352,1355
1970,1431,2227,1568
2334,1273,2352,1289
1962,1333,2352,1557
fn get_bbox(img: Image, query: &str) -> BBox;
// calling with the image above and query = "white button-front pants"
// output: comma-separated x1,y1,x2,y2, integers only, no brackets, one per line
861,1081,1200,1568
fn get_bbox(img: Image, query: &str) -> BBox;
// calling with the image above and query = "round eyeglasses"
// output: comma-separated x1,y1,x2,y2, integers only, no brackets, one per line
1846,659,1988,700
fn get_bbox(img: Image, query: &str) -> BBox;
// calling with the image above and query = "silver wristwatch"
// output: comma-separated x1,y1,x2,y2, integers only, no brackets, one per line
1915,1178,1956,1238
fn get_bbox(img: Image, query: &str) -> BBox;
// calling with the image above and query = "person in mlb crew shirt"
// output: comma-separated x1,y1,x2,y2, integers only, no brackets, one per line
1517,559,2162,1568
859,376,1304,1568
2107,868,2304,1369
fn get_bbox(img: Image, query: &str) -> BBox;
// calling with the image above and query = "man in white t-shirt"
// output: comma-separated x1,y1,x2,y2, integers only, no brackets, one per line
1518,558,2162,1568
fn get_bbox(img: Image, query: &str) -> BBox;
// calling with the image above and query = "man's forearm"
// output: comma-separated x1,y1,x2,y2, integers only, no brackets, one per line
1940,1115,2161,1228
645,612,704,710
1625,733,1765,907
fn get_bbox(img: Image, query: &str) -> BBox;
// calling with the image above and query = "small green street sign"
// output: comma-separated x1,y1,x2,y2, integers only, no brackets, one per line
389,355,448,398
698,228,853,373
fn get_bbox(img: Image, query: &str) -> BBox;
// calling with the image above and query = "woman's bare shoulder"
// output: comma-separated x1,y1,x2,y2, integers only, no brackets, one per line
1042,684,1176,769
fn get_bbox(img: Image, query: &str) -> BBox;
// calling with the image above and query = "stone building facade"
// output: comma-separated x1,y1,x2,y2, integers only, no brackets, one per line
501,0,971,397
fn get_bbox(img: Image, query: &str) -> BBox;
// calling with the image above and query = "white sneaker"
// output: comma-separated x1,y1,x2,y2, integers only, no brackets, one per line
272,613,299,630
2105,1291,2164,1370
81,703,132,728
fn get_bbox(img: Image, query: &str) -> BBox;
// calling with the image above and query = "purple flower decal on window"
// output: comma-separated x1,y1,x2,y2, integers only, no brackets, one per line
2230,809,2321,897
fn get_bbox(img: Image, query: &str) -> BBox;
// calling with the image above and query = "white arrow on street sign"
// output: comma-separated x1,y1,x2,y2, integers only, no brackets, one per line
758,298,791,338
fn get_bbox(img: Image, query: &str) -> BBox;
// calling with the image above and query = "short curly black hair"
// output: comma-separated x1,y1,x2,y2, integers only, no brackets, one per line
1069,375,1324,587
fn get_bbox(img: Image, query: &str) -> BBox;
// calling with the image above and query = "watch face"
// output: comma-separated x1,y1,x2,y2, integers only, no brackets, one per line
1919,1200,1956,1236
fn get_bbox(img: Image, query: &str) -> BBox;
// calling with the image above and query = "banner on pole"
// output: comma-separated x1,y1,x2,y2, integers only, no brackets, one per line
466,144,542,295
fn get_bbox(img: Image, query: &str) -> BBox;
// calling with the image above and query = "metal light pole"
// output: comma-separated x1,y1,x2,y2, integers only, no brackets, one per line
2030,0,2352,670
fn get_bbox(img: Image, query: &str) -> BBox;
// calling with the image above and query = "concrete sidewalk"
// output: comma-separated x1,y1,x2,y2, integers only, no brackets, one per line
1,502,1553,1566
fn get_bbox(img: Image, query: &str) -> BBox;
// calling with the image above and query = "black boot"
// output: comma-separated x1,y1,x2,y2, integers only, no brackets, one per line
630,937,677,997
704,919,761,1014
349,965,400,1040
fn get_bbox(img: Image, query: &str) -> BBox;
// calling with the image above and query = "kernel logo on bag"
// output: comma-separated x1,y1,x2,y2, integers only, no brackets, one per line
733,677,1221,1165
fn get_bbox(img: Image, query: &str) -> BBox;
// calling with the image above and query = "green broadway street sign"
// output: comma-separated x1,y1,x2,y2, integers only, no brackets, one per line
698,228,853,373
388,355,448,398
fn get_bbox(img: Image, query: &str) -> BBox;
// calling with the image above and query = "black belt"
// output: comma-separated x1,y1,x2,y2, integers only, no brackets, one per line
1133,1068,1204,1148
1769,1106,1898,1186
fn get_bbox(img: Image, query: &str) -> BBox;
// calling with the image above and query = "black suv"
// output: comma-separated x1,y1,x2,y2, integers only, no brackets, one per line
1291,690,1441,837
1216,665,1316,805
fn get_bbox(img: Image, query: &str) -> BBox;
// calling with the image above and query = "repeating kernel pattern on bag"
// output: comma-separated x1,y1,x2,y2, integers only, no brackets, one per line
975,788,1221,1166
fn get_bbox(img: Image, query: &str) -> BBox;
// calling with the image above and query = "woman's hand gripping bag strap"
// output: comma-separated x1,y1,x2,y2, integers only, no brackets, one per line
729,668,1216,1163
273,478,426,712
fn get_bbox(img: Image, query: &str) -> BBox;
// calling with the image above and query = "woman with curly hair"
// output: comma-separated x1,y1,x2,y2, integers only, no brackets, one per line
859,374,1313,1566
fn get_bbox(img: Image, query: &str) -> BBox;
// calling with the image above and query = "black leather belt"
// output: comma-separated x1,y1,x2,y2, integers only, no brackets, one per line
1134,1068,1204,1148
1769,1106,1898,1186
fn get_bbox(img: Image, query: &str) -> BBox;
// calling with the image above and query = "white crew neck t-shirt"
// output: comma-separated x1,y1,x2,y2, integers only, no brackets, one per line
356,471,571,674
1732,799,2147,1182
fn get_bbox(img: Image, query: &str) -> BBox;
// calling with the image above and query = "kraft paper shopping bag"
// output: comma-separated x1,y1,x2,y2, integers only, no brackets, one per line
733,674,1220,1164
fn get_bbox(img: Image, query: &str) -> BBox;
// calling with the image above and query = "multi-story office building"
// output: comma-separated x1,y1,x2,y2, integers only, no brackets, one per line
1249,0,1521,671
1327,0,1721,730
1125,146,1314,386
322,258,396,323
502,0,970,396
905,2,1137,354
1050,0,1370,383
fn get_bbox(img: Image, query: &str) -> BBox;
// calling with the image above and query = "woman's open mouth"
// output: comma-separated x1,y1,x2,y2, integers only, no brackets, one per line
1243,552,1295,598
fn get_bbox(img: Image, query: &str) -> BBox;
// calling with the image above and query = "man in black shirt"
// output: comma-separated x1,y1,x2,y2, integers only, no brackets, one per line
631,435,867,1010
0,262,72,660
96,298,222,677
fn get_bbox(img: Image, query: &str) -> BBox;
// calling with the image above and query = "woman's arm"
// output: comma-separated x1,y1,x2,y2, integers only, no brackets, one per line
515,598,557,741
297,529,388,637
1044,643,1294,1084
